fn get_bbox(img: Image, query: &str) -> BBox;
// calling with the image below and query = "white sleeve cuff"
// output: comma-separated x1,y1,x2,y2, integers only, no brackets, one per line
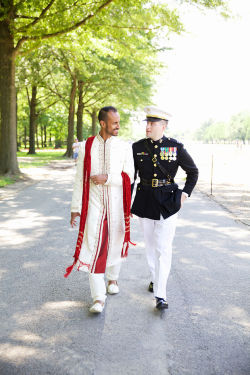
182,191,189,198
104,174,110,185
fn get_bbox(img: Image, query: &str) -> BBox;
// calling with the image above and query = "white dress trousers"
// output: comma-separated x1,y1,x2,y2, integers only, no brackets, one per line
139,213,178,300
89,263,121,302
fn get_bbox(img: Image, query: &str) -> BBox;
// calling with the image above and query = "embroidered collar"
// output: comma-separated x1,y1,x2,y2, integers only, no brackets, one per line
96,133,113,144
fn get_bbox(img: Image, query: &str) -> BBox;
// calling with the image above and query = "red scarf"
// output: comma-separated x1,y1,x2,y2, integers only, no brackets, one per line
64,136,134,278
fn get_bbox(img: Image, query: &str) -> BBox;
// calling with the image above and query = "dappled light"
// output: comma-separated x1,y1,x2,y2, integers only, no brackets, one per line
9,331,42,343
0,344,45,365
43,301,84,310
234,252,250,260
0,185,249,373
0,269,7,280
222,306,250,329
0,0,249,373
22,262,41,269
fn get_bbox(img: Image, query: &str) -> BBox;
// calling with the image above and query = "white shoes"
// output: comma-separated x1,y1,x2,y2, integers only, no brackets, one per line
89,302,104,313
107,283,119,295
89,282,119,313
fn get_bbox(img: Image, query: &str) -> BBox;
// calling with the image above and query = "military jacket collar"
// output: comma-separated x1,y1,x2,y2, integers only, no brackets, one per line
148,135,165,145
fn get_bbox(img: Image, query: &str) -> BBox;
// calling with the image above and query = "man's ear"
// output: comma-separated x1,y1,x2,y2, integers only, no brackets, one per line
163,120,168,130
100,120,105,129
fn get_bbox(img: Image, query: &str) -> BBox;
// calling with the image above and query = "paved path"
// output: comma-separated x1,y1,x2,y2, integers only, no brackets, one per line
0,165,249,375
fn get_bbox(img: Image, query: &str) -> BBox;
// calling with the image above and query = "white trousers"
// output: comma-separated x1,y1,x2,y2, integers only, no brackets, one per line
139,213,178,300
88,263,121,302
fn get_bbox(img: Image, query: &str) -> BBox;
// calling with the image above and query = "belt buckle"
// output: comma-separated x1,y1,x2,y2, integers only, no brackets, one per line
152,179,158,187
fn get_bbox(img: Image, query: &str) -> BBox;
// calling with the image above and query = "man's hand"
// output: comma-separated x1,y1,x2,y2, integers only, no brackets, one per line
180,192,187,207
90,174,108,185
71,212,80,227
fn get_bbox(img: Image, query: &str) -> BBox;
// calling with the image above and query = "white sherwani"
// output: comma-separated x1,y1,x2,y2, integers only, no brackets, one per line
71,134,134,274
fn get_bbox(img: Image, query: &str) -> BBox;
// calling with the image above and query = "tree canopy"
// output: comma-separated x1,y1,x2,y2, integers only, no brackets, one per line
194,112,250,143
0,0,229,174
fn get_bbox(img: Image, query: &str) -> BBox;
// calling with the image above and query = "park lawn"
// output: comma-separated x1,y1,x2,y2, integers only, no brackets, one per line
0,176,18,188
0,150,67,187
17,149,66,168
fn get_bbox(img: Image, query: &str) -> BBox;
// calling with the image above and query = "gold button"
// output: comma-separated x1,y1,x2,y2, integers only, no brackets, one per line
154,145,158,148
154,163,157,167
154,173,157,177
154,154,157,157
140,159,143,162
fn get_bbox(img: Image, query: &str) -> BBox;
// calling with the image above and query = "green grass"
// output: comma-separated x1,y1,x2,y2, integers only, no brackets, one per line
0,150,67,187
17,149,66,168
17,149,65,159
0,176,18,188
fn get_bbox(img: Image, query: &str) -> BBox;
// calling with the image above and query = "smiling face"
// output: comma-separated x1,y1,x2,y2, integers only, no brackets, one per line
100,110,120,137
146,120,167,141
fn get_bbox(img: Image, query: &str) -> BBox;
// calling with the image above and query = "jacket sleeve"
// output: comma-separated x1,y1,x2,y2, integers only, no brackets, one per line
178,145,199,196
104,143,134,186
131,143,138,196
71,142,85,213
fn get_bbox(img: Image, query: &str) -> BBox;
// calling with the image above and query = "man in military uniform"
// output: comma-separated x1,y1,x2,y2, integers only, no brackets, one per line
131,106,198,310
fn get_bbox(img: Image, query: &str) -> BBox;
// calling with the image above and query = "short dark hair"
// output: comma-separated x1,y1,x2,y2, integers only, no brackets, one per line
98,106,117,123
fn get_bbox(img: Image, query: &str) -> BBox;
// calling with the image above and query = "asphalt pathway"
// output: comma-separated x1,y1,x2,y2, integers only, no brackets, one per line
0,164,249,375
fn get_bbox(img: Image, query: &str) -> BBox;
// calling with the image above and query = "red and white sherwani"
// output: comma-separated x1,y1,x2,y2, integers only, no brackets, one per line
71,134,134,302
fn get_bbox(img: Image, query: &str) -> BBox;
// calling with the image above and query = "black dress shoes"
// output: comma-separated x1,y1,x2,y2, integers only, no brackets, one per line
155,297,168,310
148,281,154,293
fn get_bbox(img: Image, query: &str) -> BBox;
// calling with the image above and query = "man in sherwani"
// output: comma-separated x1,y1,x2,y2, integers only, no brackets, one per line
66,106,134,313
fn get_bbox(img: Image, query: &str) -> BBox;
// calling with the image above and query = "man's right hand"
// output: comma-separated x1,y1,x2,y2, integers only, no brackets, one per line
70,212,80,227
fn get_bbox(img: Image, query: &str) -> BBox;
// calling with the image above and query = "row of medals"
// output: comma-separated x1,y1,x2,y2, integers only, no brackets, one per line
160,147,177,161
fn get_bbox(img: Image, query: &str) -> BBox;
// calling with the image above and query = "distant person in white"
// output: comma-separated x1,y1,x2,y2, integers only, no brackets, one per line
72,138,80,164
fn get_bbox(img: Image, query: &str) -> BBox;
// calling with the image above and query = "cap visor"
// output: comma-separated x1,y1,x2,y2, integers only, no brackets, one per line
143,117,165,122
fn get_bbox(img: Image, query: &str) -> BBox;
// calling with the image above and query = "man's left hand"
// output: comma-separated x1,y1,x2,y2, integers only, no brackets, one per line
181,192,187,207
91,174,108,185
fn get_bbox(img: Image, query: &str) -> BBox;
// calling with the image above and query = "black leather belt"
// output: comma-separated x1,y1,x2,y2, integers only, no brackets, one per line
141,178,173,188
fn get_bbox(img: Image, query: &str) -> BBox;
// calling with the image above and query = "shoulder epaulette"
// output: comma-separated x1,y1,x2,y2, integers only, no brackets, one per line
167,137,183,146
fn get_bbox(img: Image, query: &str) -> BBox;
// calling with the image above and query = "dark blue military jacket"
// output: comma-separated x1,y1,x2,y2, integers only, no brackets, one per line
131,136,198,220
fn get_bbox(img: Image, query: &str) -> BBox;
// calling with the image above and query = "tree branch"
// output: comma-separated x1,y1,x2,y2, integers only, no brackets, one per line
15,15,38,20
14,0,27,11
37,100,59,115
83,91,111,108
26,87,31,107
17,0,56,32
14,0,114,52
91,23,162,31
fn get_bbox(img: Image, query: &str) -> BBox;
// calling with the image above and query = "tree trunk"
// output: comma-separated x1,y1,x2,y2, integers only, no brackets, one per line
24,125,27,149
76,80,84,141
41,124,44,148
91,109,98,136
16,92,19,151
64,77,77,157
55,138,62,148
0,19,19,174
44,126,47,148
36,123,39,149
28,86,37,154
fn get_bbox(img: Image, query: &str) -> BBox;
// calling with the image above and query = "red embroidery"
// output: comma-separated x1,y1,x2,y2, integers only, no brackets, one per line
77,260,90,271
64,136,95,278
